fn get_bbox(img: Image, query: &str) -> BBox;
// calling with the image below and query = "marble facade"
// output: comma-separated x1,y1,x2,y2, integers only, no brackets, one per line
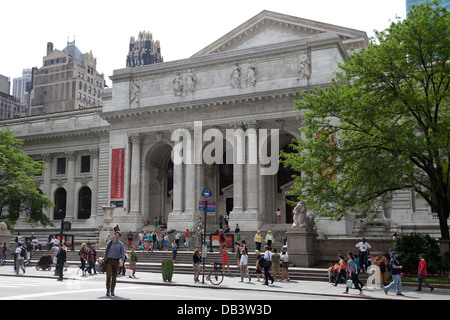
0,11,443,240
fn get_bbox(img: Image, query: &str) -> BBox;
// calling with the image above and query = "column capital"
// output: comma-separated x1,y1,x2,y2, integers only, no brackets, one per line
65,151,76,161
129,133,143,144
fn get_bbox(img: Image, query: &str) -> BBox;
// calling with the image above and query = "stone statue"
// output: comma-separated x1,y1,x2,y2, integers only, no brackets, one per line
130,78,140,104
230,63,241,89
292,202,307,228
297,52,311,80
0,222,8,232
185,69,197,95
173,71,183,96
246,61,256,87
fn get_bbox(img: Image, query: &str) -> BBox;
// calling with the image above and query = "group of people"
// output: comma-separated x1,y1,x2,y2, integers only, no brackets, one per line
328,238,435,296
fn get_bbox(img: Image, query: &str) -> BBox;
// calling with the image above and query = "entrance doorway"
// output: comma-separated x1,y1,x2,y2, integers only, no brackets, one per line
285,195,298,224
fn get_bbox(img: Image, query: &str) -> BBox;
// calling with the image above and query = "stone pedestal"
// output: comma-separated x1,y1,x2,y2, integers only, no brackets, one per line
286,226,318,267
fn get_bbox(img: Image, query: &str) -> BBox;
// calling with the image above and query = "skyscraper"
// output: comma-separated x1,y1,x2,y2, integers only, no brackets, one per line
13,69,32,103
126,31,163,68
30,41,105,115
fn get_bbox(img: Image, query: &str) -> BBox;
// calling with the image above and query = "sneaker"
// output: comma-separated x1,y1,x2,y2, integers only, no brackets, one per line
111,291,115,297
431,287,435,292
106,291,110,297
383,288,388,295
396,293,404,296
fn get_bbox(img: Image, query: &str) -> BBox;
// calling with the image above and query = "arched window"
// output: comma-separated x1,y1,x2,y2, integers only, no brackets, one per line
54,188,67,220
78,187,92,219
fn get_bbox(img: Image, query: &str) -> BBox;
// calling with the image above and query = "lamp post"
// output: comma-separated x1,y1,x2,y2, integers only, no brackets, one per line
201,189,211,284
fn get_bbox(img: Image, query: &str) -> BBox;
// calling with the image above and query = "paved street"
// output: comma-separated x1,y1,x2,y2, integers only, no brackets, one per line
0,263,449,301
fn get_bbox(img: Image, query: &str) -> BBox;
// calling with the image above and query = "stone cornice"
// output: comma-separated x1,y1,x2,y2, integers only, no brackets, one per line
100,87,306,122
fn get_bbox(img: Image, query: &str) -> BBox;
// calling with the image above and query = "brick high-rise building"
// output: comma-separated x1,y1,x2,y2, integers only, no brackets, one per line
30,41,105,115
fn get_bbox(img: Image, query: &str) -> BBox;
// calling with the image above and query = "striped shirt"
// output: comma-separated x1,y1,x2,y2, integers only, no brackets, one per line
105,240,126,260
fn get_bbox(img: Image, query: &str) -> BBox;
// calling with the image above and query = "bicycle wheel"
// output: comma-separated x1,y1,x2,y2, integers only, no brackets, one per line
208,269,223,285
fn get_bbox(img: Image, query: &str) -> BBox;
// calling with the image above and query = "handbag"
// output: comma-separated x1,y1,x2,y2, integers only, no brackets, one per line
101,241,113,273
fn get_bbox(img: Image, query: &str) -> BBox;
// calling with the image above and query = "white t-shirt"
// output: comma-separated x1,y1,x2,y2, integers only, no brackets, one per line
240,254,248,266
15,247,24,260
356,241,371,252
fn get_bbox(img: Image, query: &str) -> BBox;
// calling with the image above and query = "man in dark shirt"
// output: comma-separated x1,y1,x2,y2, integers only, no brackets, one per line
383,251,404,296
104,231,126,297
56,243,66,281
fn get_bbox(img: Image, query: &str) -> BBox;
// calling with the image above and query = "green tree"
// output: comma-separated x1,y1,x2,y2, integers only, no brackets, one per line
282,2,450,239
0,130,54,230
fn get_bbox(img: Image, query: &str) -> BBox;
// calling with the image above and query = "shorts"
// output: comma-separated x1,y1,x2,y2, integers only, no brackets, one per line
193,262,201,270
272,263,281,273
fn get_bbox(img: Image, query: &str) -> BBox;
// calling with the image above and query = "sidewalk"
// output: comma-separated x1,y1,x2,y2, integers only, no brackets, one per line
0,264,449,300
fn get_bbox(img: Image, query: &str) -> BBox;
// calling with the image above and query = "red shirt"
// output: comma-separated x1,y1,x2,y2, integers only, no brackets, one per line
418,259,427,275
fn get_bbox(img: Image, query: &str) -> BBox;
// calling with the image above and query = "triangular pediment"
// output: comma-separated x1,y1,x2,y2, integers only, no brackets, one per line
192,10,368,57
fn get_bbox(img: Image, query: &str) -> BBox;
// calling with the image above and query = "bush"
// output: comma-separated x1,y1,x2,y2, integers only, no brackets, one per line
441,250,450,272
392,233,440,274
162,259,174,282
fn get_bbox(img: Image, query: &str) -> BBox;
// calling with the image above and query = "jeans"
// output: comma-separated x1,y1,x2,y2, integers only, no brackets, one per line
384,274,402,294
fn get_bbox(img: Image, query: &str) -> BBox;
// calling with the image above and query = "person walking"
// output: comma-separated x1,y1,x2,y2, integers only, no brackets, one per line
171,239,178,262
383,251,404,296
193,248,202,283
262,245,274,285
254,230,262,251
184,229,190,247
128,246,137,278
221,243,231,274
104,231,126,297
332,254,347,286
78,243,88,276
280,247,290,281
343,251,363,295
1,242,7,266
55,243,66,281
271,248,281,282
14,243,26,275
265,230,274,248
355,237,371,272
85,246,95,275
416,253,434,292
239,248,251,282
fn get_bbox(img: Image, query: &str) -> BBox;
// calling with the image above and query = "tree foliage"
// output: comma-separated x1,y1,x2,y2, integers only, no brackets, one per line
0,130,54,230
282,1,450,238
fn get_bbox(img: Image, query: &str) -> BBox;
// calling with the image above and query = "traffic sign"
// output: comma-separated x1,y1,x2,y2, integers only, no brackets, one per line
201,189,212,200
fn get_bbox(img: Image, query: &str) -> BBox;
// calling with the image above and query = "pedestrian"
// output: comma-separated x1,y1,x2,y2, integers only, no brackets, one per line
235,223,240,242
224,213,229,227
175,231,181,249
343,251,363,295
416,253,434,292
275,208,281,224
153,217,158,228
14,243,26,274
104,231,126,297
221,243,230,274
265,230,274,248
50,243,59,274
195,227,202,247
383,251,404,296
127,231,133,249
128,246,137,278
262,245,274,285
271,248,281,282
85,245,95,275
239,248,251,282
138,231,144,250
184,229,190,247
280,247,290,281
171,239,178,262
78,243,88,276
1,242,7,266
218,229,226,249
254,230,262,251
255,250,263,282
355,237,371,272
193,248,202,283
55,243,66,281
234,242,242,267
332,254,347,286
163,233,169,250
24,242,31,266
374,252,388,286
218,214,224,230
92,245,97,274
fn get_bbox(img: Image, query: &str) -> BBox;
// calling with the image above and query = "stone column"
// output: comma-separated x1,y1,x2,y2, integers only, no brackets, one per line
129,134,142,214
41,153,53,219
245,121,258,214
172,161,183,214
65,151,76,220
230,122,244,214
90,148,99,219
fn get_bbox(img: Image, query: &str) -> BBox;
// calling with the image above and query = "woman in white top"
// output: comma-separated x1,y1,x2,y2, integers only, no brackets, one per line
281,248,290,281
239,248,251,282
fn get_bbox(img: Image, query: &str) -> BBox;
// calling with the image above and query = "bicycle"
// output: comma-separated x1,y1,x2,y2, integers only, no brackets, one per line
205,262,224,285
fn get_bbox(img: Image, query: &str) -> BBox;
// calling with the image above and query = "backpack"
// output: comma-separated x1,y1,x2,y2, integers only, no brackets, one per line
20,247,26,257
221,232,226,241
